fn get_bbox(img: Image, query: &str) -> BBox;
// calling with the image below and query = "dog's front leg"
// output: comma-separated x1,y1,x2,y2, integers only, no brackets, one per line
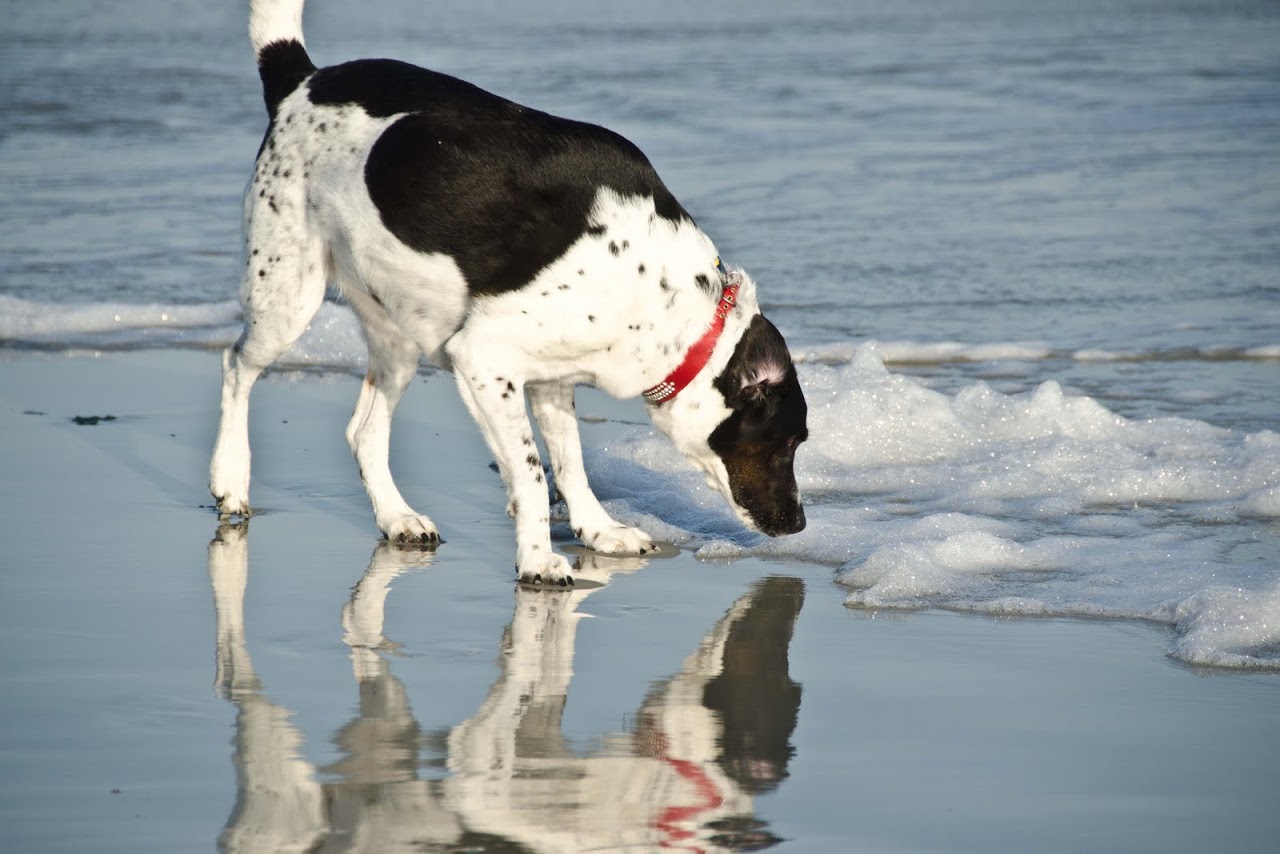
528,383,654,556
448,343,573,586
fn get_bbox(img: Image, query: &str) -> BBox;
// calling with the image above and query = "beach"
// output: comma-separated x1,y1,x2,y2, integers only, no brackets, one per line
1,350,1276,852
2,0,1279,849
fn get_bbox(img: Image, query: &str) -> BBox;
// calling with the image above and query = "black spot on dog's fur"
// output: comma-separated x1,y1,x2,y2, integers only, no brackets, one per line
695,273,711,290
587,224,607,237
609,241,620,256
638,263,646,275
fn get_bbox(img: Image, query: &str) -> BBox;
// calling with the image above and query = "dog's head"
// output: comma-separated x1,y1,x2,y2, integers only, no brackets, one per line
651,312,808,536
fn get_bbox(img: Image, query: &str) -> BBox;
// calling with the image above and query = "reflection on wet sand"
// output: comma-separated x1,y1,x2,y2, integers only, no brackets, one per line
209,523,804,852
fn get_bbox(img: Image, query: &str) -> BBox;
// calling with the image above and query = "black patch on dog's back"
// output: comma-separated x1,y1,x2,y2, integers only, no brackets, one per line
309,59,496,118
312,59,692,295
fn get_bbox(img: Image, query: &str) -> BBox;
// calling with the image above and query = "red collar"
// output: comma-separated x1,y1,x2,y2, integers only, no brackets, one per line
642,274,741,405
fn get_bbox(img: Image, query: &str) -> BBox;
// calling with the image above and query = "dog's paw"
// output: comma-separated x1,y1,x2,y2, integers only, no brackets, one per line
516,551,575,588
212,490,251,519
578,523,654,556
382,514,441,545
210,448,251,517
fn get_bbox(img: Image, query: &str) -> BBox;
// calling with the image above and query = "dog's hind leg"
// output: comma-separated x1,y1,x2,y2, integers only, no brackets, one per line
528,383,654,556
343,291,438,544
210,214,326,517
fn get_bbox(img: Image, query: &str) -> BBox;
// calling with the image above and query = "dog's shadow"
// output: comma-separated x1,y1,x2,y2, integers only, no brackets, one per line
209,523,803,851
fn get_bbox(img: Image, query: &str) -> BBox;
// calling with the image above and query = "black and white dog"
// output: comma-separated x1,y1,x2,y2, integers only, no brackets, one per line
211,0,808,586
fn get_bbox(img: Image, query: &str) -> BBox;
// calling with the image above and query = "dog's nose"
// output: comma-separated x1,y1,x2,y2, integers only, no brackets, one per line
788,505,806,534
760,504,805,537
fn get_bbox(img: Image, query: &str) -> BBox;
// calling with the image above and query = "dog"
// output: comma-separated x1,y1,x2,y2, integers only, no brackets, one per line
211,0,808,586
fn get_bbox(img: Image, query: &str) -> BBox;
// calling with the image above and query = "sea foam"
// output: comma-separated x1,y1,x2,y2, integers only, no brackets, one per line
584,345,1280,669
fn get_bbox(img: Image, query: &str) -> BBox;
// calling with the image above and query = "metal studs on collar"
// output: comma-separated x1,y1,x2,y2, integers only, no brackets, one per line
642,381,677,403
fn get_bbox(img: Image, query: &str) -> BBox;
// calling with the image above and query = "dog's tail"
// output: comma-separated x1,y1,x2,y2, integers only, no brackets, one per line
249,0,316,118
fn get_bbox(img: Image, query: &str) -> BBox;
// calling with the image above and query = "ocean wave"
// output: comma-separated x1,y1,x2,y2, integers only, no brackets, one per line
0,294,369,371
5,295,1276,372
794,339,1280,366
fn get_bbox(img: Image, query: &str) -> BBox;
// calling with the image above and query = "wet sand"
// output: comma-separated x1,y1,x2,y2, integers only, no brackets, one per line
1,350,1277,853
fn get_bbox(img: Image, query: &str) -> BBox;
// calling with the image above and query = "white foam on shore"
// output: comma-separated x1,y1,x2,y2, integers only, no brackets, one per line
0,294,369,371
586,345,1280,670
0,294,242,344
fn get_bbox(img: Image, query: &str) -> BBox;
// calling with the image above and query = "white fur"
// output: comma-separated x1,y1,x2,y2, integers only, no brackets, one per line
249,0,306,54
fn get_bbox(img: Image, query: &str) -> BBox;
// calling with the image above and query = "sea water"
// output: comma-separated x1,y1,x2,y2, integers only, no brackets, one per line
2,0,1276,668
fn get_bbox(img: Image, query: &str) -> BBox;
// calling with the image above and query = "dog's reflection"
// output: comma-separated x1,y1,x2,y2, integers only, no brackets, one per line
210,523,803,852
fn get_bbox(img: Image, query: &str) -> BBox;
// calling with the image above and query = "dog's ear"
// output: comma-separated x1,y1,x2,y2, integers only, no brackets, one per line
738,361,788,403
716,315,797,408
